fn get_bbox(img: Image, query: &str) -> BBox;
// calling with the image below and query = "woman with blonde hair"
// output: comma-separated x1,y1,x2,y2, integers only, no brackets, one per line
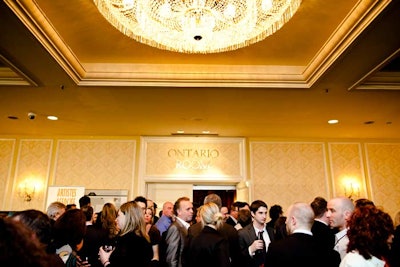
98,201,152,267
185,202,230,267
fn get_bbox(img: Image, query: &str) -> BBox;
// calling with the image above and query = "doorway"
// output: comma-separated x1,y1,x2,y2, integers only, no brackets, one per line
192,185,236,210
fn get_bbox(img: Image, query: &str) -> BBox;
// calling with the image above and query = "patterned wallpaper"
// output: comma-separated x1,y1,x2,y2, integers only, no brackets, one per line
250,142,329,212
54,140,136,194
365,143,400,218
11,139,53,211
328,143,366,198
1,137,399,219
0,139,15,210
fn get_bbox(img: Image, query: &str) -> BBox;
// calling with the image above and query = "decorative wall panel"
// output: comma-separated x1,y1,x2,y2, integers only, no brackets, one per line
0,139,15,210
328,143,365,198
11,139,52,211
54,140,136,195
250,142,328,212
140,137,246,182
365,143,400,218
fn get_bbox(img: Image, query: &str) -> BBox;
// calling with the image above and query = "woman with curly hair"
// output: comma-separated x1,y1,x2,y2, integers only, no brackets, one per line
100,203,119,242
98,201,152,267
340,205,394,267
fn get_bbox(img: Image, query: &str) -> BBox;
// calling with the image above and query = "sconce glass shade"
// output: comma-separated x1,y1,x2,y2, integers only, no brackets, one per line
93,0,302,53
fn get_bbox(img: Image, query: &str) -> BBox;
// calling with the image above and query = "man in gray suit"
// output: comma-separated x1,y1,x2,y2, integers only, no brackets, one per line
163,197,193,267
238,200,274,267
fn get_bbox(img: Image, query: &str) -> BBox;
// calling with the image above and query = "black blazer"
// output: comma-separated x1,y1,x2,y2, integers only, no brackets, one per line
185,226,230,267
109,231,152,267
188,222,241,267
265,233,318,267
238,224,275,267
265,232,340,267
225,216,237,227
311,220,335,250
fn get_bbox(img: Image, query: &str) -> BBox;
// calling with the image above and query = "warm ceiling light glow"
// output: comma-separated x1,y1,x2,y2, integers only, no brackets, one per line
177,130,185,134
202,130,210,134
93,0,302,54
328,119,339,124
47,116,58,121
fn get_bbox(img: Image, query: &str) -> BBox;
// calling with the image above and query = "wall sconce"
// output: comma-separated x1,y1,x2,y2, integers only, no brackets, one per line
17,179,42,202
343,180,360,200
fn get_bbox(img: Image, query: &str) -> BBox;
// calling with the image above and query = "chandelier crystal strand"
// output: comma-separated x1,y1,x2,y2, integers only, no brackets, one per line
94,0,302,54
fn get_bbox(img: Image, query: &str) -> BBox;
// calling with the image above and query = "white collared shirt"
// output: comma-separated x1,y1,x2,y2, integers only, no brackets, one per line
249,225,271,256
335,228,349,260
176,216,191,229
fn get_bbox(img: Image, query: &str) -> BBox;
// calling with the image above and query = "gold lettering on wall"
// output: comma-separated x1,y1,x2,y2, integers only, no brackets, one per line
167,148,220,170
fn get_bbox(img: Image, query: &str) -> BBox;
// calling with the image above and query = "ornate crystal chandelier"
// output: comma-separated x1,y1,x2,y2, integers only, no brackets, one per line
94,0,302,54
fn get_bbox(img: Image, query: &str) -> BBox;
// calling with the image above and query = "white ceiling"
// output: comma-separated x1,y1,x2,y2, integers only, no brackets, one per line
0,0,400,139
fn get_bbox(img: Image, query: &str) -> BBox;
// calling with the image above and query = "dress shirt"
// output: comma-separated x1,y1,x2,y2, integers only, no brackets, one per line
155,215,172,235
175,217,190,229
249,225,271,256
334,228,349,260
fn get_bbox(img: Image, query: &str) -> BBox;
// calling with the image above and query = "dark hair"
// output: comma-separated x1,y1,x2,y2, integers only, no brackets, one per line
347,205,394,260
310,196,327,218
230,201,242,212
81,205,94,222
0,217,51,267
238,202,250,209
53,209,86,251
238,209,252,227
269,205,283,220
11,209,52,247
134,196,147,207
250,200,268,214
354,198,375,209
66,204,77,210
79,195,91,208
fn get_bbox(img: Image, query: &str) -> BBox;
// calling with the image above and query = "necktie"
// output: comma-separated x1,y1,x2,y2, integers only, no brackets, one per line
256,230,265,267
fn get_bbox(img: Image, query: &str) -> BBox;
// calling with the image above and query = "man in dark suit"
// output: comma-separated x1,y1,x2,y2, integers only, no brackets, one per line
226,201,241,227
238,200,274,267
265,202,336,267
187,194,241,267
162,197,193,267
310,197,336,250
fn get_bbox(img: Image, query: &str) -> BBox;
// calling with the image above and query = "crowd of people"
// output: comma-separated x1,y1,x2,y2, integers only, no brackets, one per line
1,194,399,267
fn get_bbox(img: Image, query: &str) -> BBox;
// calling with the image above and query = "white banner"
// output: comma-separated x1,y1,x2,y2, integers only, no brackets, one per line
46,186,85,207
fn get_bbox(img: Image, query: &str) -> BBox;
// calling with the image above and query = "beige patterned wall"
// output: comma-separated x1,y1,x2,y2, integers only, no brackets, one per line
365,143,400,218
10,139,53,211
54,140,136,197
0,139,15,210
328,143,366,199
1,137,400,219
250,142,329,212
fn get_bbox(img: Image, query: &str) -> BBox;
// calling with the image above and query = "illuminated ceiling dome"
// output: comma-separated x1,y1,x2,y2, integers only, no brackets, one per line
94,0,302,54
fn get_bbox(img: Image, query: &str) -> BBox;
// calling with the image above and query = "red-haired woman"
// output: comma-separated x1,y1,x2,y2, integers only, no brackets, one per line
340,205,394,267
